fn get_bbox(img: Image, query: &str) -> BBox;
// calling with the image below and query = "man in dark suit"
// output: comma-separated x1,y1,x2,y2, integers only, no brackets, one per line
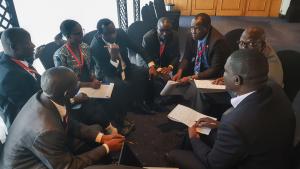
167,49,295,169
172,13,230,82
0,28,40,128
142,17,180,103
1,67,125,169
90,19,155,114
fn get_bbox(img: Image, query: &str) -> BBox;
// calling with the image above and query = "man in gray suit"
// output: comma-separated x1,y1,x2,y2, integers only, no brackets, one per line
1,67,125,169
168,49,295,169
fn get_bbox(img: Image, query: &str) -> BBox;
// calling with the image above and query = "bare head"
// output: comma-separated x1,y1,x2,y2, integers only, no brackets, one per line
1,28,35,61
41,66,79,104
190,13,211,40
239,26,266,52
157,17,173,43
224,49,268,95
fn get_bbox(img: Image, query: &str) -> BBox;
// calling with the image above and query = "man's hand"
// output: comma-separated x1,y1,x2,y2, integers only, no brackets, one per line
188,124,200,139
172,70,182,81
101,134,124,143
196,117,220,129
160,66,172,75
105,43,120,61
105,137,125,152
212,77,224,85
73,92,89,103
90,79,101,89
149,66,158,79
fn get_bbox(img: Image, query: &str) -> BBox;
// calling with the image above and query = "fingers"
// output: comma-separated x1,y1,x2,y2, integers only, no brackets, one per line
198,122,217,128
111,134,125,139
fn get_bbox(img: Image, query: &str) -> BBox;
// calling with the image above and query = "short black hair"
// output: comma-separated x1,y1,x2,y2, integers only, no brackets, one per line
60,19,80,38
97,18,113,34
195,13,211,28
228,49,268,85
1,27,30,55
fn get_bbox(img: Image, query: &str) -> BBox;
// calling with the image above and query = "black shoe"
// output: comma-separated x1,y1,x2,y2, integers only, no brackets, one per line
133,101,156,115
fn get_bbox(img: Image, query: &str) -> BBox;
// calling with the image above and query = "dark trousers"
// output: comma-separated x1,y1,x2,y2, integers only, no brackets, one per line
103,65,150,109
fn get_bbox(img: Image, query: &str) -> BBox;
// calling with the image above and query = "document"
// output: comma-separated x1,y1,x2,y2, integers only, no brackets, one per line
32,58,46,75
168,104,217,135
160,80,192,96
79,83,114,98
194,79,226,93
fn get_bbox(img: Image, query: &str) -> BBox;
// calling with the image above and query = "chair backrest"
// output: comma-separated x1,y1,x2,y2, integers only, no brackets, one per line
83,30,97,45
37,41,65,69
127,21,151,66
277,50,300,101
141,2,158,29
153,0,167,19
224,28,244,52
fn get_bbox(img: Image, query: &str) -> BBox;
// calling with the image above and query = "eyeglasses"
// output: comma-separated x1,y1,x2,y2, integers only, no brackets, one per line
71,31,83,36
237,40,263,48
190,26,207,32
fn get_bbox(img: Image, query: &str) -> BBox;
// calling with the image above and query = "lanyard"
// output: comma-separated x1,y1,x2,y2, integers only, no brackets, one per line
66,43,84,70
11,58,38,75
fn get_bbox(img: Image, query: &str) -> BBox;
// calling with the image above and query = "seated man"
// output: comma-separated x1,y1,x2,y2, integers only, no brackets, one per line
90,18,156,114
213,26,284,87
168,49,295,169
54,19,131,135
142,17,180,104
172,13,230,82
1,66,125,169
0,28,40,128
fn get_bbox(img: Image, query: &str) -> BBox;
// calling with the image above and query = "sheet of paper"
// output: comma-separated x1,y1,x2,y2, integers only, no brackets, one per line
194,80,226,93
79,83,114,98
160,80,192,96
168,104,217,135
32,58,46,75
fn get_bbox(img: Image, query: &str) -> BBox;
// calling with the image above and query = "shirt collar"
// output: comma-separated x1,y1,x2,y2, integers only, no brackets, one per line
198,33,209,46
230,91,255,108
20,60,29,66
50,100,66,121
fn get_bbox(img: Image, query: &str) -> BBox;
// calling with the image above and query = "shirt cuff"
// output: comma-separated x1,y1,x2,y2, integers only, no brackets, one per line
148,61,155,68
168,65,174,70
95,132,104,143
110,59,119,68
103,144,110,154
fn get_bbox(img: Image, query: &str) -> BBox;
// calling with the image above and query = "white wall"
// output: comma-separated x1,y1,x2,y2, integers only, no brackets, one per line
280,0,292,15
13,0,119,47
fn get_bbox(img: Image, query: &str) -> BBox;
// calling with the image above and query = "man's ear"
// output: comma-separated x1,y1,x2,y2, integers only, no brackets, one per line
233,75,242,86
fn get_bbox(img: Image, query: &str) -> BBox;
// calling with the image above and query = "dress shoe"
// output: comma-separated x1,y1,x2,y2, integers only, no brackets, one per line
133,101,156,115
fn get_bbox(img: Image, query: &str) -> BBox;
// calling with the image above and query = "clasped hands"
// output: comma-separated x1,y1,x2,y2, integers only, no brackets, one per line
100,134,125,152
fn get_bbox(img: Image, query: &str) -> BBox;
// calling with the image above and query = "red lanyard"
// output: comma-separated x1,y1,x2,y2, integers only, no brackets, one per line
195,45,208,65
11,58,38,75
66,43,84,70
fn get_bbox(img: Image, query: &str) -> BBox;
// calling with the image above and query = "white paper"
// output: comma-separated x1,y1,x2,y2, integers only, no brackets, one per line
194,80,226,93
160,80,192,96
79,83,114,98
168,104,217,135
32,58,46,75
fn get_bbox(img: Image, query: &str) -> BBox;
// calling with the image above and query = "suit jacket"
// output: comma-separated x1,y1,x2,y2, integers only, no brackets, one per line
90,29,149,79
142,29,180,69
1,91,107,169
190,84,295,169
180,27,230,78
0,54,40,128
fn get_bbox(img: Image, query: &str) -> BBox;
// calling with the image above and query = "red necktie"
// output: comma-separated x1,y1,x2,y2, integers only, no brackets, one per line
159,43,165,58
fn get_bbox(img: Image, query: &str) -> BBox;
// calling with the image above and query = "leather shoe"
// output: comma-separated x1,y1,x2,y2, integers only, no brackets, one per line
133,101,156,115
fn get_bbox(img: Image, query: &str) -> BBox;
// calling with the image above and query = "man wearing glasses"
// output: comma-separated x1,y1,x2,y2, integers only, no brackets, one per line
213,26,283,87
172,13,230,83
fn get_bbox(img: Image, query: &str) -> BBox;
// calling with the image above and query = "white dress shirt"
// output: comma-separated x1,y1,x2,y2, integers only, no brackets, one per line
230,91,255,108
0,116,7,144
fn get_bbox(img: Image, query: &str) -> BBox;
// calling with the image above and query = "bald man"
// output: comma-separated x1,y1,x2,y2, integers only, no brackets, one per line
173,13,230,82
168,49,295,169
1,67,125,169
214,26,284,87
0,28,40,128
